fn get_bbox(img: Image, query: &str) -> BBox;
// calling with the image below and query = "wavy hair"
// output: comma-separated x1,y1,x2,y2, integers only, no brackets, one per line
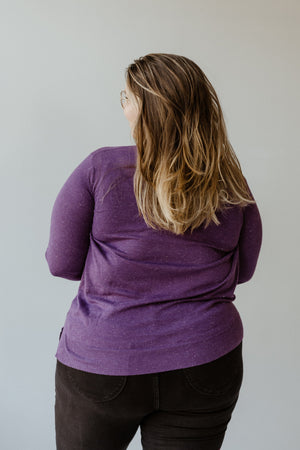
125,53,256,235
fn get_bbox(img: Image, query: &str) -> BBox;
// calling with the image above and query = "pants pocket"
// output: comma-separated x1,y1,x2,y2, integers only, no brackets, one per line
182,341,243,397
56,359,127,403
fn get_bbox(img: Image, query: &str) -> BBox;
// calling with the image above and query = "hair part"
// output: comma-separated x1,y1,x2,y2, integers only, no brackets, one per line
125,52,255,235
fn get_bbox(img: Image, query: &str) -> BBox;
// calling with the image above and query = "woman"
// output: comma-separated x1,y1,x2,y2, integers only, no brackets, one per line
46,53,263,450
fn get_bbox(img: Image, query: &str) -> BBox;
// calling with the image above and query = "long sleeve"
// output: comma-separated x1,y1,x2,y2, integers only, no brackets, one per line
237,199,263,284
45,153,95,281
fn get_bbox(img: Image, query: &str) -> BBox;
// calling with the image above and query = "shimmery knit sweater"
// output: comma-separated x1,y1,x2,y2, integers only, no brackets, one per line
45,145,263,375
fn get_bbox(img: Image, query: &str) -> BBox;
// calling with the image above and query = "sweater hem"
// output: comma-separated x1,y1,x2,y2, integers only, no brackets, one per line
55,313,244,376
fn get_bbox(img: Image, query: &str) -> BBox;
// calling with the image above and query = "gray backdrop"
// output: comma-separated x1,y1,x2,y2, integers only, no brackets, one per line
1,0,299,448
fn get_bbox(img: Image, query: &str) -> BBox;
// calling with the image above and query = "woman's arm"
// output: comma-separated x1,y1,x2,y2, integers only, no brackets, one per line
45,153,95,281
237,199,263,284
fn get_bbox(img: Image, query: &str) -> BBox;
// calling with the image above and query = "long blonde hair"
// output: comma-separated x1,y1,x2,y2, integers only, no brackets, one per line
125,53,255,235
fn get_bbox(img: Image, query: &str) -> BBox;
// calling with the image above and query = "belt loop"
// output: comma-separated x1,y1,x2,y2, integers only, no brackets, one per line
59,327,64,340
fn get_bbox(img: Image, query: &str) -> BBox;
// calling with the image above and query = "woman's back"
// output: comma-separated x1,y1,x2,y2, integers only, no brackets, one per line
45,145,262,376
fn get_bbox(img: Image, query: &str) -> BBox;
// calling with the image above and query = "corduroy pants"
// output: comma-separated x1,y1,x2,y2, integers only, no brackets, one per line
55,338,243,450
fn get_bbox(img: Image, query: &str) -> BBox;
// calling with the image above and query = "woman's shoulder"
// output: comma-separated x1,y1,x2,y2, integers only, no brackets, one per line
87,146,136,179
90,145,136,157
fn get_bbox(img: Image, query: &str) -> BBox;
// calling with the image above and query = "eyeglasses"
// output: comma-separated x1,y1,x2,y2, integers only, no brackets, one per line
120,90,129,108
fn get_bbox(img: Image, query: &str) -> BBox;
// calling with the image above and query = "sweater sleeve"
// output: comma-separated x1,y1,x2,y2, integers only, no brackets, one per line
237,196,263,285
45,153,95,281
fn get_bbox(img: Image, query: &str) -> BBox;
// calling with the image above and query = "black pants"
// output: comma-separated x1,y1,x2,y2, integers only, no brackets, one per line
55,340,243,450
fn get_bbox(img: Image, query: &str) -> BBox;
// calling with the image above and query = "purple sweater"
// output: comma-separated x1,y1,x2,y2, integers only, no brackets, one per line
45,145,263,375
